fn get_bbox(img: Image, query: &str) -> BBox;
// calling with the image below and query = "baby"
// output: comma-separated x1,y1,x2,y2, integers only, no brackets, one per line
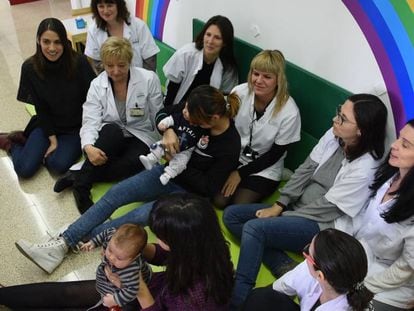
139,105,209,185
82,224,152,310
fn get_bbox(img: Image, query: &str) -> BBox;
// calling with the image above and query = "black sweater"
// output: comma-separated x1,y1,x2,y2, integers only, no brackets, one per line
156,103,241,198
17,54,96,136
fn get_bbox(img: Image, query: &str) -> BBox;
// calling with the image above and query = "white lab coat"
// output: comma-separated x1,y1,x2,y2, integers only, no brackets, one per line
84,17,159,68
308,128,380,233
163,43,238,105
273,262,351,311
353,176,414,309
233,83,301,181
81,67,163,149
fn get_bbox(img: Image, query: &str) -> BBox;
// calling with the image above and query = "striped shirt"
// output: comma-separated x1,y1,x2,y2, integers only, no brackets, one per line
92,227,152,306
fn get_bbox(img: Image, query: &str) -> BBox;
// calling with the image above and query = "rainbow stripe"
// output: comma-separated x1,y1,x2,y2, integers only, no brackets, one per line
135,0,170,40
343,0,414,130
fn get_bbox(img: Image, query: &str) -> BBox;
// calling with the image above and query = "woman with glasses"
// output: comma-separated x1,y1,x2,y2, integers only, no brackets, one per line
352,119,414,311
242,229,373,311
223,93,388,308
214,50,301,209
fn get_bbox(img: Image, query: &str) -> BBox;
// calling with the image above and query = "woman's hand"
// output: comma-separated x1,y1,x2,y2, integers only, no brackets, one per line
256,203,284,218
104,265,122,289
221,171,241,197
44,135,58,159
162,128,180,156
84,144,108,166
136,271,155,308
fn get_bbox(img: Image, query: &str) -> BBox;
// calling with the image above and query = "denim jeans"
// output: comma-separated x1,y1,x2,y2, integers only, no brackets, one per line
10,127,81,178
223,203,320,308
63,165,185,247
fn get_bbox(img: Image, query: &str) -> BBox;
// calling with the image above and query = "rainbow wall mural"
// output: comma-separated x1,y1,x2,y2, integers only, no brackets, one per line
135,0,170,40
343,0,414,130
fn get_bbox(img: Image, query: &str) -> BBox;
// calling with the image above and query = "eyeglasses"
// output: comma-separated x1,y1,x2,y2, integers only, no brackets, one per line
335,105,356,125
303,244,319,269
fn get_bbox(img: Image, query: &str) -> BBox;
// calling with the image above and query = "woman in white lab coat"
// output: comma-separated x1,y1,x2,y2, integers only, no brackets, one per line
85,0,159,73
242,229,373,311
215,50,301,208
54,37,163,214
163,15,238,106
353,119,414,311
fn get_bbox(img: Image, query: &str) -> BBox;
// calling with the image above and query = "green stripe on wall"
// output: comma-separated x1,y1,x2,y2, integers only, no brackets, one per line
390,0,414,45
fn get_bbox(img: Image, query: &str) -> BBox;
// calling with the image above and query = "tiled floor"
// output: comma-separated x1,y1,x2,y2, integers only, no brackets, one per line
0,0,101,295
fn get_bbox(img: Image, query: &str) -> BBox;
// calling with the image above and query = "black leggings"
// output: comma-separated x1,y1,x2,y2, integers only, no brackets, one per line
0,280,99,310
242,285,299,311
214,176,280,209
75,124,150,190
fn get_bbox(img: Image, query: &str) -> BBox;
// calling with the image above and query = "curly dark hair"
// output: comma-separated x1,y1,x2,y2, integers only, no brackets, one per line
91,0,131,30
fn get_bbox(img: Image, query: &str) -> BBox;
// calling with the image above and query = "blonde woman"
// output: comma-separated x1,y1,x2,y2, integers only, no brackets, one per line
54,37,163,213
215,50,301,208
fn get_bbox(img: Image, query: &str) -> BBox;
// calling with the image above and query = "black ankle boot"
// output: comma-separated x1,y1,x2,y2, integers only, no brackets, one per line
54,171,76,193
73,188,94,214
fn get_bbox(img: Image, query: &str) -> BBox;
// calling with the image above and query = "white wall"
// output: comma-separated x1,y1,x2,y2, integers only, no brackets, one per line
161,0,395,142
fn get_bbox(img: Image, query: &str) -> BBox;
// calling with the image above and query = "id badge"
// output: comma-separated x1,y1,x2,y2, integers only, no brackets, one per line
130,107,144,117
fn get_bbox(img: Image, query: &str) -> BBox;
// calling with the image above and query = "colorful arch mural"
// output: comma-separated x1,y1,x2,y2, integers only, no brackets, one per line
137,0,413,130
135,0,170,41
343,0,414,130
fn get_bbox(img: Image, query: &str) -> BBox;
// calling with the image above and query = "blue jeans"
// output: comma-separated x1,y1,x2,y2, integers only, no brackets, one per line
10,127,81,178
63,165,185,247
223,203,320,307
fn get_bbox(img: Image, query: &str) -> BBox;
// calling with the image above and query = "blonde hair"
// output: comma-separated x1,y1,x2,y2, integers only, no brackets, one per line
247,50,289,116
100,37,133,65
112,224,147,258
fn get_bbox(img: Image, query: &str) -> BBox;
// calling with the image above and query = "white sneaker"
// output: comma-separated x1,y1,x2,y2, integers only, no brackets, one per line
15,237,69,274
139,154,157,170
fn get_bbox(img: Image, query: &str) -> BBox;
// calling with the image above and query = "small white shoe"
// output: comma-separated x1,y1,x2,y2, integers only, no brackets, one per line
15,237,69,274
159,173,171,185
139,155,156,170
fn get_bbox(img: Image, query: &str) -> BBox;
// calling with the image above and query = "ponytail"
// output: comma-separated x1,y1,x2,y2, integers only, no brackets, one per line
225,92,240,119
346,282,374,311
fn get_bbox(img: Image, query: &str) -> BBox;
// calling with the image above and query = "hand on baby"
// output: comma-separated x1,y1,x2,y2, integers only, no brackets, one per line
103,293,117,308
255,203,283,218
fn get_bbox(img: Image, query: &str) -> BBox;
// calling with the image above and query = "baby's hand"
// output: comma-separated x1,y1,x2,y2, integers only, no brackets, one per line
157,123,168,132
103,293,117,308
80,240,95,252
200,135,209,144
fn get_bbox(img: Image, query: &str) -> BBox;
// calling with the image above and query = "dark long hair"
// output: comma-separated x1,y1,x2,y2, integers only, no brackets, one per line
194,15,237,71
32,18,76,79
149,193,234,305
91,0,130,30
186,85,239,125
344,94,387,161
313,229,373,311
370,119,414,223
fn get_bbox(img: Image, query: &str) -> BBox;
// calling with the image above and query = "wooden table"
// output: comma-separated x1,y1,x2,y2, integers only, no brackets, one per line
61,14,93,52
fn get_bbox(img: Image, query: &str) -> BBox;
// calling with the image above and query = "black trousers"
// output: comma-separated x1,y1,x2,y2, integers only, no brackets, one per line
75,124,150,191
242,285,300,311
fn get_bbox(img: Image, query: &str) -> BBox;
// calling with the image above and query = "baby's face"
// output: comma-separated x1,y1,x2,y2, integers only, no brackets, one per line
105,239,136,269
